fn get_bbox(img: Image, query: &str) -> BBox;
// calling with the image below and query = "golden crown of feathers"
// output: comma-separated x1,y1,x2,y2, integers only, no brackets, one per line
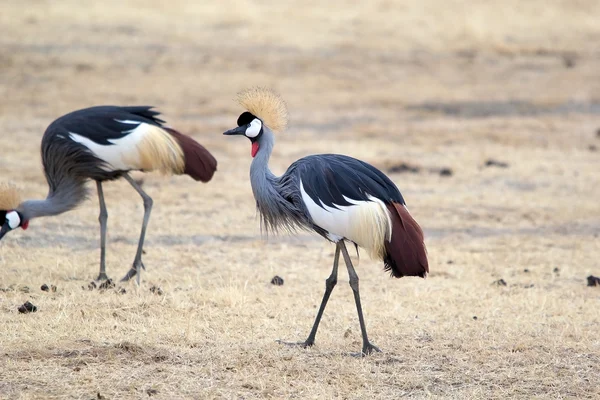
0,183,21,211
237,87,289,132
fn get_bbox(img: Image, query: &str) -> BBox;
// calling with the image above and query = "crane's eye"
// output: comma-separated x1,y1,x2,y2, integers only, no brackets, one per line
6,211,20,230
245,118,262,138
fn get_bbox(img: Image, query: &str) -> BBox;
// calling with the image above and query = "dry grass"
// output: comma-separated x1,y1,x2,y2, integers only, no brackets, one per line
1,1,599,399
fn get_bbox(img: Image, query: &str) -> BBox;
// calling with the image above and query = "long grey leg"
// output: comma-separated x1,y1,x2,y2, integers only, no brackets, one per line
304,243,341,346
277,244,340,348
120,174,153,285
96,181,109,281
339,241,381,356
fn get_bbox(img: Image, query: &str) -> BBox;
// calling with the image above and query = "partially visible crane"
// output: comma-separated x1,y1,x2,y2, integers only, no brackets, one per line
0,106,217,284
223,88,428,355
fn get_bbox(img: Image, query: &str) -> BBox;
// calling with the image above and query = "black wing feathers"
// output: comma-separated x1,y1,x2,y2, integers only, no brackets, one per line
45,106,164,145
293,154,405,208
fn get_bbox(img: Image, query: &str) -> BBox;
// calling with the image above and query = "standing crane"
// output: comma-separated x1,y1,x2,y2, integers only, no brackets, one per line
223,87,428,355
0,106,217,284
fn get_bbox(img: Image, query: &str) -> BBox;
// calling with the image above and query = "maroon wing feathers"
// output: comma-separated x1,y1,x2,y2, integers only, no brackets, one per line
383,202,429,278
165,128,217,182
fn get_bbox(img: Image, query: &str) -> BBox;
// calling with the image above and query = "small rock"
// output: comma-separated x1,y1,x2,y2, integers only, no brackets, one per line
484,159,509,168
41,284,50,292
587,275,600,287
146,388,159,396
117,287,127,295
98,279,115,291
523,284,534,289
589,145,597,152
439,168,453,177
97,393,106,400
562,54,576,68
523,269,530,273
51,285,57,293
18,301,37,313
447,260,454,264
270,276,284,286
149,286,163,295
387,162,420,174
493,279,507,286
472,316,478,320
553,267,560,273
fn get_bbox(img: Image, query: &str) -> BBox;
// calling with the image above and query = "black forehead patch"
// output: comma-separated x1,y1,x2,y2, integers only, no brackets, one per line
0,211,6,222
237,112,256,127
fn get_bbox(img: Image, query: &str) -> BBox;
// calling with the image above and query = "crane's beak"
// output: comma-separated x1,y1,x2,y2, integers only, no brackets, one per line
223,126,247,136
0,223,10,241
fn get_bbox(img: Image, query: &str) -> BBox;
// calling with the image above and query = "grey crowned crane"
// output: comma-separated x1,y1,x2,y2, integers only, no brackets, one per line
0,106,217,284
224,87,428,355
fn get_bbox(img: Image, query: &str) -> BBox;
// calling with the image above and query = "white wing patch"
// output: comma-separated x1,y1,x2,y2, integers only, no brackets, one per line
69,123,159,172
299,181,392,259
114,119,142,125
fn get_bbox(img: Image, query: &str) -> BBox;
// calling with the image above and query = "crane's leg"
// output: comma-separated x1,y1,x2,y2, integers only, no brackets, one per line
303,243,340,346
339,241,381,356
278,243,340,349
120,174,152,285
96,181,109,281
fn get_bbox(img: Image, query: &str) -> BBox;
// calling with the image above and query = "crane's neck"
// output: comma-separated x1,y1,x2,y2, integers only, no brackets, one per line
247,125,307,234
250,128,277,187
17,178,87,221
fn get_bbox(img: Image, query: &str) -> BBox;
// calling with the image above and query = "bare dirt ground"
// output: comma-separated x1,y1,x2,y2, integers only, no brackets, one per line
1,1,599,399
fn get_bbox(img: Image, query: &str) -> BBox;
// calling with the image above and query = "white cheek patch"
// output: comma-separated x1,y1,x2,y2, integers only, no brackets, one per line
6,211,20,229
245,119,262,138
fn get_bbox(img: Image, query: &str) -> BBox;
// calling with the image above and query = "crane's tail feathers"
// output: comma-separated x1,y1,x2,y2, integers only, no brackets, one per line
136,125,186,175
383,202,429,278
164,128,217,182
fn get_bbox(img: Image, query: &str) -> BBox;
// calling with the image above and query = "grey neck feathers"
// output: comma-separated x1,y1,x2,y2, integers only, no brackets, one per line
250,127,277,185
249,127,309,234
17,178,87,220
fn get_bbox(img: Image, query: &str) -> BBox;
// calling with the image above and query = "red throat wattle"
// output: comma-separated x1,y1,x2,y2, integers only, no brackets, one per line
21,220,29,230
251,142,260,157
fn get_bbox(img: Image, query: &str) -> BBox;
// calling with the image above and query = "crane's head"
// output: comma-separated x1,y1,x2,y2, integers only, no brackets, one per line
0,210,28,240
223,87,288,157
0,183,26,241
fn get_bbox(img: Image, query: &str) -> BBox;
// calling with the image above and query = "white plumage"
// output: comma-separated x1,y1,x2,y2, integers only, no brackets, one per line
299,181,392,259
69,122,184,173
69,123,145,171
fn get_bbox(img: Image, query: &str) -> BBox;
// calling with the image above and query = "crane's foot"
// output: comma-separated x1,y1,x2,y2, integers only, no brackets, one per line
356,342,381,357
96,272,109,281
276,339,314,349
120,268,137,282
120,260,145,282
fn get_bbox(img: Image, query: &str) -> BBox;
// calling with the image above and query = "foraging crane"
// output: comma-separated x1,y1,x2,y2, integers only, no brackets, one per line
223,87,428,355
0,106,217,284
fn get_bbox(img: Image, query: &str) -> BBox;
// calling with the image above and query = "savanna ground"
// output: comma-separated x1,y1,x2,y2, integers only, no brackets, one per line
1,1,600,398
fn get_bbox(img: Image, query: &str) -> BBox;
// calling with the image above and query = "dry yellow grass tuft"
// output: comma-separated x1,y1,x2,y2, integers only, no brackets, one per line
1,1,599,399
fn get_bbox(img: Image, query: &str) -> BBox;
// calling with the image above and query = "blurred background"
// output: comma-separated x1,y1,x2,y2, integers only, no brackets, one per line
2,0,599,252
